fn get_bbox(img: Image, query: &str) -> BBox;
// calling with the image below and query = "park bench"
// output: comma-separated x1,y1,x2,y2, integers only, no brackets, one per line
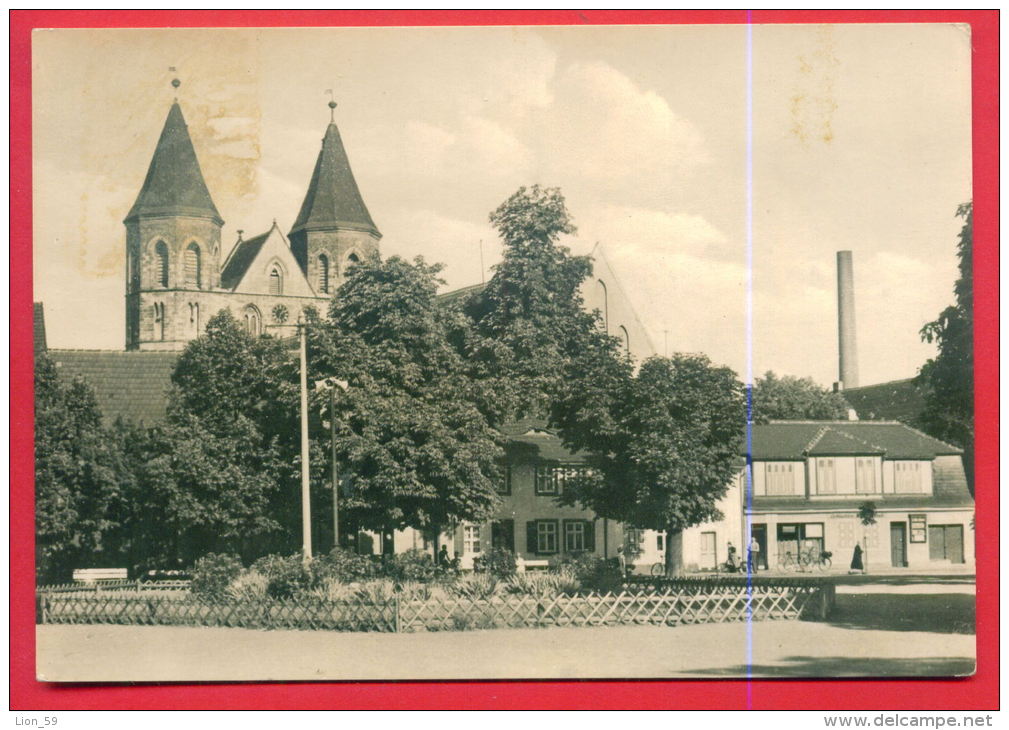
72,568,128,584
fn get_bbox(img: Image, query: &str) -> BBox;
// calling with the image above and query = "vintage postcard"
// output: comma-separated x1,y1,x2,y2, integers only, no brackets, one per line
29,22,977,685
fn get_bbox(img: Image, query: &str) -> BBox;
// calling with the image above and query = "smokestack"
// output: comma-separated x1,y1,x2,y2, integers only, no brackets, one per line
836,250,859,389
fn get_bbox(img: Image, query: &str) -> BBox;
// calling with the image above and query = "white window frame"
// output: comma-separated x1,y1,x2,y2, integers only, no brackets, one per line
536,521,558,554
816,458,836,495
855,457,878,494
564,521,586,552
463,525,481,555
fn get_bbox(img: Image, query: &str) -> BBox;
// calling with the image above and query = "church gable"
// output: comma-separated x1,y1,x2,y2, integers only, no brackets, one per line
226,224,316,298
581,243,657,363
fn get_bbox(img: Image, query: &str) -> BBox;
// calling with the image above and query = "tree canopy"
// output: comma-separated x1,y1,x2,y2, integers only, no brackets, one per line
750,371,849,423
34,353,132,582
309,254,503,549
464,185,621,423
126,310,313,566
917,202,973,488
556,354,745,575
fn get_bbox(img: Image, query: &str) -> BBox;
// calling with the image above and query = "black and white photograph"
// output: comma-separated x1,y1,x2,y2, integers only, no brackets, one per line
32,23,976,682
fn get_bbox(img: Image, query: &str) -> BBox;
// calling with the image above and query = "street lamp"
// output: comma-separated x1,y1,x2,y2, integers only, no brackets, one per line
316,376,349,549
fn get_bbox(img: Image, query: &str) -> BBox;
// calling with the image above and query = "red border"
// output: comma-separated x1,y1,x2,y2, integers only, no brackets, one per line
10,9,998,710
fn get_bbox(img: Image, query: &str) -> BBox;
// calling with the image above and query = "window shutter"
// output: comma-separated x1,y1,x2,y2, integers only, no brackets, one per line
584,520,596,552
526,521,539,555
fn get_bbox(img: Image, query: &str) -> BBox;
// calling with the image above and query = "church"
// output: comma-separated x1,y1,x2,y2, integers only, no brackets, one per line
42,88,972,574
124,96,380,350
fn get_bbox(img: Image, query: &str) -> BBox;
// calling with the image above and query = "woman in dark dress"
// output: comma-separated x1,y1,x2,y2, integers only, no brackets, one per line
850,543,864,573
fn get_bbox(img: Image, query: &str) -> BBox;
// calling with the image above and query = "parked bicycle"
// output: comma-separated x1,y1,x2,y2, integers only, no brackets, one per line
800,548,832,571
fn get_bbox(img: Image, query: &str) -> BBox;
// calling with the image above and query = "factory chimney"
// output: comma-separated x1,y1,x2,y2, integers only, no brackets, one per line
836,250,859,389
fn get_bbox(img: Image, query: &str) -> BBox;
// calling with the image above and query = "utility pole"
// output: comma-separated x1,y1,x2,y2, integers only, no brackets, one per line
330,384,339,549
299,316,312,561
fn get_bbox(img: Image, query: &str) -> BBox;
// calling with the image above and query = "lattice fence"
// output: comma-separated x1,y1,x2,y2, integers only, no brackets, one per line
38,578,834,632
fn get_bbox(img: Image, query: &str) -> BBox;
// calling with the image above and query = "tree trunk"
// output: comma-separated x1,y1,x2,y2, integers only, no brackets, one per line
664,529,684,577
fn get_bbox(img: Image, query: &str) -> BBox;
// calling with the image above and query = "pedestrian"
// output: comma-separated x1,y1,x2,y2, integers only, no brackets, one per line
616,546,627,578
850,543,864,574
726,541,738,571
437,545,450,569
748,535,760,572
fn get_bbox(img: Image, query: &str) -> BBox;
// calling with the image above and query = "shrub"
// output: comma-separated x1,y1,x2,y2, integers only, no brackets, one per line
251,553,313,599
384,549,437,582
225,571,269,602
449,573,500,599
190,553,244,602
504,571,580,597
476,548,517,577
313,547,377,583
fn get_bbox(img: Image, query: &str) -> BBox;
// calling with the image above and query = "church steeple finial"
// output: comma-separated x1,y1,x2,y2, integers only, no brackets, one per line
326,89,337,123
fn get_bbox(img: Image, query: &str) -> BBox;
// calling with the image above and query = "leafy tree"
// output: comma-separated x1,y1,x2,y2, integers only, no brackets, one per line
857,501,877,574
918,202,973,489
464,185,621,423
308,254,503,556
750,371,849,422
557,354,745,576
128,309,322,566
34,353,131,582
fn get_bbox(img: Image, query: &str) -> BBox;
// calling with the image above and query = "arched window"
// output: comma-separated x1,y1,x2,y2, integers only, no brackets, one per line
243,305,261,336
597,280,609,333
347,252,360,264
153,302,165,341
184,243,202,288
269,267,283,295
155,241,169,288
619,325,630,355
318,254,330,294
189,302,200,332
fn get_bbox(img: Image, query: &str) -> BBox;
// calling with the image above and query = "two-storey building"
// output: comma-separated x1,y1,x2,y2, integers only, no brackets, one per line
745,420,973,571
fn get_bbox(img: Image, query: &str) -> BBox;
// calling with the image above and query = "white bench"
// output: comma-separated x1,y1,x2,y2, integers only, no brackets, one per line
519,559,551,572
72,568,128,583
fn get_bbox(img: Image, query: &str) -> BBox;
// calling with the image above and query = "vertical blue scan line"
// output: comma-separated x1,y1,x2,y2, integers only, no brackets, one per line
745,10,755,704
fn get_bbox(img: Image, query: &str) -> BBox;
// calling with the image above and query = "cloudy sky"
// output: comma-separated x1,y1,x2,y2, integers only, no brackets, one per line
33,24,971,387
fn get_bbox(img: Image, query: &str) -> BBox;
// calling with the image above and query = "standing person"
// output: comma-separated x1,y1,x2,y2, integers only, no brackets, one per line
437,545,450,569
850,543,864,574
616,546,627,578
748,535,761,573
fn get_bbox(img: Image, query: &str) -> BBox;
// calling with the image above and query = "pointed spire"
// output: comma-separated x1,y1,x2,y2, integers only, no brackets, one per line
289,111,379,239
125,101,223,225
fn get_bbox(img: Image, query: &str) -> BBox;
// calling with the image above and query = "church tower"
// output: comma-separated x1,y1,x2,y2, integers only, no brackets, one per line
288,100,381,296
125,92,224,350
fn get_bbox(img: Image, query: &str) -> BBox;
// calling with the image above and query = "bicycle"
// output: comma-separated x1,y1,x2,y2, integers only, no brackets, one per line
799,548,832,571
776,550,798,572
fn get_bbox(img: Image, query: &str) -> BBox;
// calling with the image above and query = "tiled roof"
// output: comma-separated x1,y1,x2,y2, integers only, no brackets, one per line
804,426,885,456
841,378,927,422
501,418,587,463
220,230,271,289
750,421,961,461
125,102,222,224
49,350,178,427
289,123,379,238
437,282,487,306
34,302,47,355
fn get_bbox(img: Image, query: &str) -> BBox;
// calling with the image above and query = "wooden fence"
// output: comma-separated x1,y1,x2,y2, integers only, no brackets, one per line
37,578,834,632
